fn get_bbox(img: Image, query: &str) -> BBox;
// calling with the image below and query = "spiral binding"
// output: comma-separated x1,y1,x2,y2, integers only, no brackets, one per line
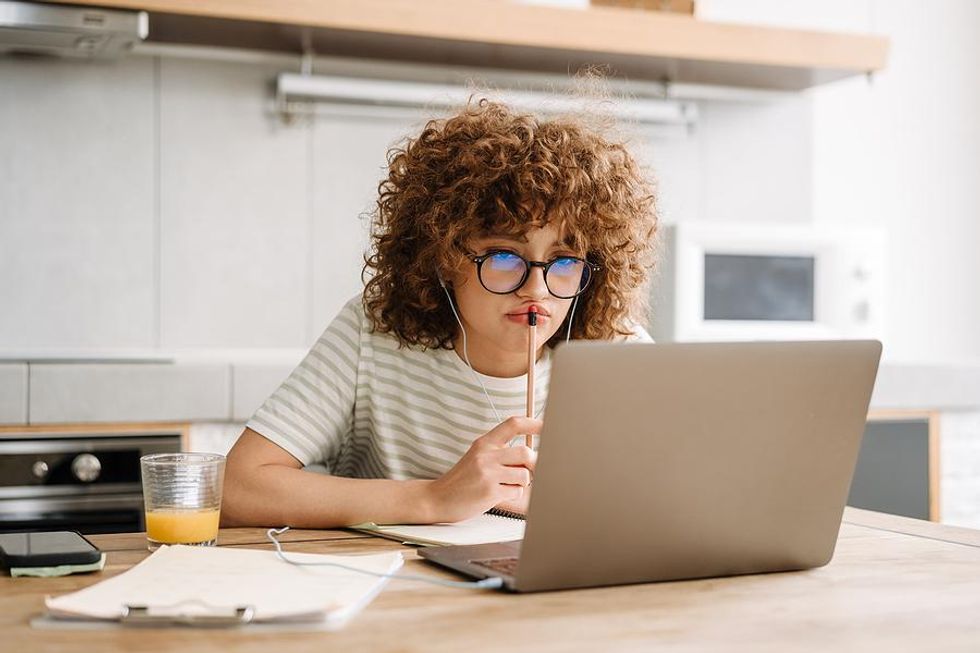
486,507,526,521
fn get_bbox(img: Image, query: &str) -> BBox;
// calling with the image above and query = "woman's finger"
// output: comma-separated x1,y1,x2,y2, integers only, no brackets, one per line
479,416,542,448
498,465,532,487
497,445,537,471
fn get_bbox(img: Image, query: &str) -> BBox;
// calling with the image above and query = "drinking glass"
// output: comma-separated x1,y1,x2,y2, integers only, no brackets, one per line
140,453,225,551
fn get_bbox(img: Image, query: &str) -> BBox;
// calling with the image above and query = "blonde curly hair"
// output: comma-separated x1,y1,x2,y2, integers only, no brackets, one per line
363,97,658,349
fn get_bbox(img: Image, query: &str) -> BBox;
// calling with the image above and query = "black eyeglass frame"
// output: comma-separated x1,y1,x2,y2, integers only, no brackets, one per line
468,250,602,299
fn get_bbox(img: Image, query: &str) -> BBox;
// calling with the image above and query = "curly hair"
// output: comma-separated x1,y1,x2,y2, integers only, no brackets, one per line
362,97,658,350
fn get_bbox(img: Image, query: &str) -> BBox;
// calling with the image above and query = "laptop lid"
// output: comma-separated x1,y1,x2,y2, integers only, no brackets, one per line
511,340,881,592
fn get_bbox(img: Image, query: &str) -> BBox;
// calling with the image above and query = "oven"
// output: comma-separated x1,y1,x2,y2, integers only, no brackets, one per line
0,429,181,534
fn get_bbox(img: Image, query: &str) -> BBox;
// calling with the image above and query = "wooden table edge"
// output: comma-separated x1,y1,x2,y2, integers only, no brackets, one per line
842,506,980,547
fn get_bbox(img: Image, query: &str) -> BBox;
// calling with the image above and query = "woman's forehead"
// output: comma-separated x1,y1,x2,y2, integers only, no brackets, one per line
471,221,580,247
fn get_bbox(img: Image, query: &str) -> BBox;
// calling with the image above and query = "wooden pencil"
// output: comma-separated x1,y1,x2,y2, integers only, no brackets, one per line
525,307,537,448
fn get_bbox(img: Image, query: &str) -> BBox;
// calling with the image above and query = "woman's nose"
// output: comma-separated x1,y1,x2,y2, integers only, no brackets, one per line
518,265,549,299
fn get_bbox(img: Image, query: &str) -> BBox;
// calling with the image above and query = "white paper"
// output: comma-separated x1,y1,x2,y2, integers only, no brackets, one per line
44,545,403,625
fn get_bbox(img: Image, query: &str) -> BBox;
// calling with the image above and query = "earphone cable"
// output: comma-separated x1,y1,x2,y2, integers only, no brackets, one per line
441,283,581,422
443,284,505,423
265,527,504,590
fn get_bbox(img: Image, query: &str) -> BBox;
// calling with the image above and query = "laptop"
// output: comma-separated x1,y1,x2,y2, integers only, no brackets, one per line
420,339,882,592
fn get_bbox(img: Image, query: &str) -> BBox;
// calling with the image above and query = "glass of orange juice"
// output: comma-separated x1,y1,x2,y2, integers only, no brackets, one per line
140,453,225,551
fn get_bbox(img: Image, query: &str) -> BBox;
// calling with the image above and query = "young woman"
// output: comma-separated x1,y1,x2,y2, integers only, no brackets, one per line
221,98,658,528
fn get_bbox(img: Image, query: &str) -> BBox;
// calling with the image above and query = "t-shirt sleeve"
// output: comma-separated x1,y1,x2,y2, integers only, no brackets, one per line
245,297,363,467
623,320,655,343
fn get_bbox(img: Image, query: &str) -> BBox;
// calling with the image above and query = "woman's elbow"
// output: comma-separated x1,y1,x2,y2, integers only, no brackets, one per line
219,450,255,527
219,429,285,527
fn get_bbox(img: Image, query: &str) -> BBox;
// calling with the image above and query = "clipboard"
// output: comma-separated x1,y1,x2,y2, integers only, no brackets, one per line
33,602,256,630
37,544,403,630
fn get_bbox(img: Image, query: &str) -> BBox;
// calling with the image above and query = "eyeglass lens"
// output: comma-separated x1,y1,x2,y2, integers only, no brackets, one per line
480,252,588,298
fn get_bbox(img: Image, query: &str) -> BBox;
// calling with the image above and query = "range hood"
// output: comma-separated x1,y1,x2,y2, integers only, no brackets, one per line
0,1,147,58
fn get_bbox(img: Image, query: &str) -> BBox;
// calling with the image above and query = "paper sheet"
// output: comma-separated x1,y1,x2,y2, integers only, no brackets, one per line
44,544,403,625
356,513,525,546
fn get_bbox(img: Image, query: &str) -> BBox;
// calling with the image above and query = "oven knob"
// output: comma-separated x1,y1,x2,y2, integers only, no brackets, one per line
32,460,49,479
71,453,102,483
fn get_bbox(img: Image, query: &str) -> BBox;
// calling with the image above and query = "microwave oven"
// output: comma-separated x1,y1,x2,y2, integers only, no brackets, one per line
650,222,885,342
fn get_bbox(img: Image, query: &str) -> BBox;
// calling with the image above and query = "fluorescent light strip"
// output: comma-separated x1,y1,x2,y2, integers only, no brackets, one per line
276,73,697,126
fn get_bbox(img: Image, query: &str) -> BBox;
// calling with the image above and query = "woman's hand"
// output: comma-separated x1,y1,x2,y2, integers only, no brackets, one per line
493,486,531,517
425,416,540,523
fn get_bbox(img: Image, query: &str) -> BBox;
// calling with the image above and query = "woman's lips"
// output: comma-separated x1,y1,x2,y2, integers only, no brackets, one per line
506,311,549,325
507,305,550,317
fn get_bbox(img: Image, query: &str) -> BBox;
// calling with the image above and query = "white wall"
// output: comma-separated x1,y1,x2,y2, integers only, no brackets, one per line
813,2,980,365
699,0,980,364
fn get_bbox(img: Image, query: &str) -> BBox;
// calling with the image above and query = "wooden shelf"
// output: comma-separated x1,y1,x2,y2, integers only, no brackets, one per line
53,0,889,90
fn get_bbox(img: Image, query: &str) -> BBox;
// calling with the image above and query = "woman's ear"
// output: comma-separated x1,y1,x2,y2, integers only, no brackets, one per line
441,256,470,291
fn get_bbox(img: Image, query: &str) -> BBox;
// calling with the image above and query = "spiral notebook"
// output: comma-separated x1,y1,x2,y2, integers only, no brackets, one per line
350,509,525,547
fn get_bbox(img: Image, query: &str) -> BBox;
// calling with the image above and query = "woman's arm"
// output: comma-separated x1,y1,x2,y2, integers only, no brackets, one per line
221,428,434,527
221,417,540,528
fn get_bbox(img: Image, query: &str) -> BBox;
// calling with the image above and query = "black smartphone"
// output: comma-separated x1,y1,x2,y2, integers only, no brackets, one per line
0,531,102,568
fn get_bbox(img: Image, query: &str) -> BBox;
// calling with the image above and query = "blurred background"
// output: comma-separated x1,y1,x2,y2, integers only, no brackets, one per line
1,0,978,533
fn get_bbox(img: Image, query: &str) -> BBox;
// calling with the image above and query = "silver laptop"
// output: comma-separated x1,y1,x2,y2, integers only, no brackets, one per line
420,340,882,592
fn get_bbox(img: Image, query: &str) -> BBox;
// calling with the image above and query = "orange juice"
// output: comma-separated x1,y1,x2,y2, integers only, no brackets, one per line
145,508,220,545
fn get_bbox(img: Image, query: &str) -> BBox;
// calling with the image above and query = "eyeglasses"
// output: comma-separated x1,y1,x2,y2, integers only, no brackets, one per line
469,250,601,299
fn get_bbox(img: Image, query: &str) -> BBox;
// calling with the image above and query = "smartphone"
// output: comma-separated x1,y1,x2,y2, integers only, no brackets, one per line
0,531,102,568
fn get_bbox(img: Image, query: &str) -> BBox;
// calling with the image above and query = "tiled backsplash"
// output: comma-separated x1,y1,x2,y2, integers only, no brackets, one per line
0,47,813,355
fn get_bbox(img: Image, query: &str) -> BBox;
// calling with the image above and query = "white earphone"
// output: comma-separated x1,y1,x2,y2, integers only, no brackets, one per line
437,273,579,423
439,274,503,422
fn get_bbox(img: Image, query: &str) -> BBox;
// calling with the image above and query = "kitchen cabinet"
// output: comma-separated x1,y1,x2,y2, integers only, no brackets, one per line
849,410,939,521
51,0,888,91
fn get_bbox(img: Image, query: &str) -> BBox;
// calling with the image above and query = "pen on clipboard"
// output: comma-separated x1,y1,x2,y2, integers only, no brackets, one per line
525,306,537,449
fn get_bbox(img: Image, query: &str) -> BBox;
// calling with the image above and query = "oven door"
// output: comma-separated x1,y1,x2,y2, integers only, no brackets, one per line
0,431,181,535
0,494,146,534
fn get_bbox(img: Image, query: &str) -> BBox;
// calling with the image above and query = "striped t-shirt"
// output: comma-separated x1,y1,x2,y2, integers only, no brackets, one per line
247,295,651,480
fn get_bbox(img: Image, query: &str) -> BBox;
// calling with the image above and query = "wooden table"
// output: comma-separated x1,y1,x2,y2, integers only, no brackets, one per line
3,507,979,652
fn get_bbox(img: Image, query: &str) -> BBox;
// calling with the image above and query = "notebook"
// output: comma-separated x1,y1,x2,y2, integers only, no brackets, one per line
40,544,403,629
351,510,525,547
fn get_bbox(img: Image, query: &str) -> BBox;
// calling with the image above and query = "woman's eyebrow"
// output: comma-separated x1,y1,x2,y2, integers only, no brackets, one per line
476,238,579,254
479,235,526,245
